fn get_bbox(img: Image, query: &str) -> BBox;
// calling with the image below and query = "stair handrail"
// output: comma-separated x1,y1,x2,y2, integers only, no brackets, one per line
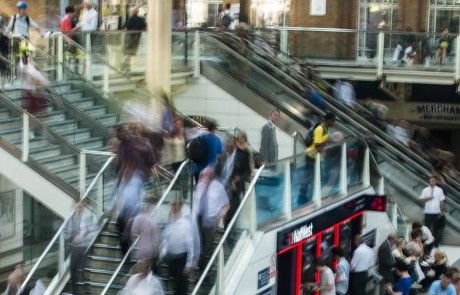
190,164,265,295
220,30,460,194
202,33,460,203
101,159,191,295
18,152,116,294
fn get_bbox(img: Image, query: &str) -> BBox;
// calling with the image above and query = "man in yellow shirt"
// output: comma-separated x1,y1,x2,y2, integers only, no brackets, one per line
306,112,336,159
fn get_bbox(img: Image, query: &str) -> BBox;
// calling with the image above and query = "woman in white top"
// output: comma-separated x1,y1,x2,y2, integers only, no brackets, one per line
162,117,186,172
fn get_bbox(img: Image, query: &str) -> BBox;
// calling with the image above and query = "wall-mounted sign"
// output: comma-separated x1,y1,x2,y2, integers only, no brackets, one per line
277,194,387,251
310,0,326,16
363,228,377,248
258,267,270,289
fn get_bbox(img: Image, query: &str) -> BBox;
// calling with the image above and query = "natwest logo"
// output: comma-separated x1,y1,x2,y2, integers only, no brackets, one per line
288,223,313,245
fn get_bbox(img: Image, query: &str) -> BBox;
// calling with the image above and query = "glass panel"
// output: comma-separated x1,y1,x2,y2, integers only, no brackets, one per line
291,153,315,210
255,160,285,225
383,32,456,72
321,144,342,198
172,31,195,73
347,139,365,187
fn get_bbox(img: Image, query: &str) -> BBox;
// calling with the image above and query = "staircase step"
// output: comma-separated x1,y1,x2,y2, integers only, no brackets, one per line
29,145,62,160
93,114,117,127
37,154,77,170
0,116,22,129
72,98,96,108
81,105,107,117
91,243,124,258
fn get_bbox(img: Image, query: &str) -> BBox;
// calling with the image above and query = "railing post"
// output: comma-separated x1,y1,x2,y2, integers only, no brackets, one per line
283,160,292,220
79,152,86,198
194,30,200,78
362,148,370,187
313,155,321,207
85,33,92,81
57,34,64,81
280,27,288,54
378,177,385,195
22,113,29,162
340,142,347,196
391,201,398,231
103,65,110,93
58,233,65,276
455,34,460,81
97,175,104,215
376,31,384,79
216,247,225,294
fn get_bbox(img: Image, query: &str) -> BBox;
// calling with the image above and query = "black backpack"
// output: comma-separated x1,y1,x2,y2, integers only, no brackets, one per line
221,13,232,28
187,135,208,164
11,14,30,33
304,122,321,147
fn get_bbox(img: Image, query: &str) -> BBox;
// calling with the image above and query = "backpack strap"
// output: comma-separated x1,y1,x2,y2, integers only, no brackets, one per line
11,15,17,33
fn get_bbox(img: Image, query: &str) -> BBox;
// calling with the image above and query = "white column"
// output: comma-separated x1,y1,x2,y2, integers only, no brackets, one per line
340,142,347,196
85,33,92,81
378,177,385,195
194,30,200,78
454,35,460,81
313,156,322,207
79,152,86,198
217,247,225,294
57,34,64,81
146,0,172,96
362,148,371,187
22,113,29,162
376,31,385,79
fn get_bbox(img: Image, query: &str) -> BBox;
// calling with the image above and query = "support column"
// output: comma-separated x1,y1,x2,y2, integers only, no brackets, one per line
147,0,172,96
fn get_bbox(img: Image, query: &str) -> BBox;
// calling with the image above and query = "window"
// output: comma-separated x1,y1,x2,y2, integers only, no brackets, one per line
429,1,460,34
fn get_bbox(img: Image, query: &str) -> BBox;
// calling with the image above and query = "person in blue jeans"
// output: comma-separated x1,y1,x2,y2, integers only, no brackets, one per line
429,270,457,295
385,262,413,295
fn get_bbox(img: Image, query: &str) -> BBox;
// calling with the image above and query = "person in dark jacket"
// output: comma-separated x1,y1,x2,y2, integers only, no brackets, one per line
122,6,146,73
378,233,397,292
259,109,280,165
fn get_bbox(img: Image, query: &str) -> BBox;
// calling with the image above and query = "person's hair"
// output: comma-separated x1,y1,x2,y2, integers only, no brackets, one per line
225,3,231,9
395,237,405,247
412,221,422,230
354,234,363,245
270,108,280,116
314,257,326,267
444,270,455,280
332,247,344,257
395,261,409,272
324,112,336,122
410,228,422,240
65,6,75,13
388,233,397,241
235,129,248,143
206,119,217,131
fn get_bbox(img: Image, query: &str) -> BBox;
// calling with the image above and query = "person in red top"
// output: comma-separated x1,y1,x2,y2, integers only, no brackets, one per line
60,6,75,32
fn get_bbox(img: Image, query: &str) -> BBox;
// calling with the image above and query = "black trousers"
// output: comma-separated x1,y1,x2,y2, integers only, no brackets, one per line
198,217,217,272
224,181,245,229
70,246,87,295
349,271,368,295
425,213,441,247
166,253,188,295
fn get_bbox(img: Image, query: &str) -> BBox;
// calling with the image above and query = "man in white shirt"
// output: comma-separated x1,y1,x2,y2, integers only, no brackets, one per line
312,257,336,295
119,258,165,295
7,1,42,39
349,235,375,295
412,221,435,255
75,0,99,32
194,167,229,271
163,199,195,295
420,176,445,247
333,79,357,108
332,247,350,295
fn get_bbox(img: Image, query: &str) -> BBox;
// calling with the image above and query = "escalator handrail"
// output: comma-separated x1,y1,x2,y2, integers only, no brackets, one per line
100,159,191,295
203,33,460,201
190,164,265,295
19,154,116,293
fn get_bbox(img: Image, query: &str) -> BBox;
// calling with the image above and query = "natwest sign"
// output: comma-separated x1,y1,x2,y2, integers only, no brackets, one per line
288,223,313,245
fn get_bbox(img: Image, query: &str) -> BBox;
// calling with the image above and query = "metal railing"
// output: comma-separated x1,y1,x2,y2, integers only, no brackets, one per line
18,152,116,293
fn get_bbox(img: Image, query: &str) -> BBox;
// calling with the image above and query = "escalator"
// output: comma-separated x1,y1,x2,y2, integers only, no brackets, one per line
197,32,460,240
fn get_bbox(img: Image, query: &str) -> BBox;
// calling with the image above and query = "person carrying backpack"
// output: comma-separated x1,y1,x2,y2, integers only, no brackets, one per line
7,1,43,39
219,3,233,30
305,112,336,159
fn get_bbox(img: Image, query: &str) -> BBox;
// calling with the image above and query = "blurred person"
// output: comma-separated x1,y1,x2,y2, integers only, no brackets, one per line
413,221,435,255
122,6,146,73
378,233,397,286
74,0,98,32
115,158,146,253
390,119,411,146
385,262,413,295
190,120,223,182
420,176,445,247
193,168,229,271
260,109,280,165
130,205,160,262
429,270,456,295
305,86,328,111
223,129,252,228
305,112,336,159
20,55,50,138
349,235,375,295
406,228,424,258
216,136,236,189
65,198,97,295
29,270,53,295
6,1,43,39
435,27,450,65
163,199,195,295
119,259,164,295
305,257,335,295
0,14,10,87
218,3,233,30
60,6,75,33
332,247,350,295
392,27,415,63
333,79,357,108
2,264,24,295
162,117,186,172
